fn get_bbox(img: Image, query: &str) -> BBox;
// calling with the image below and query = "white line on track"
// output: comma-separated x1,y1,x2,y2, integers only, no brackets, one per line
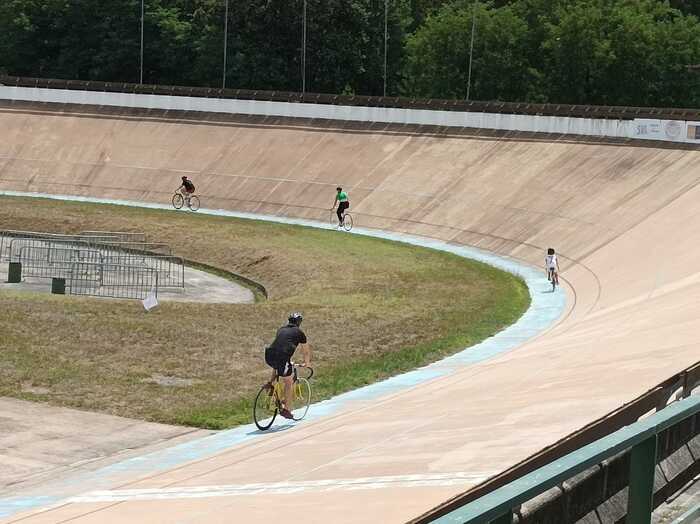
67,472,495,503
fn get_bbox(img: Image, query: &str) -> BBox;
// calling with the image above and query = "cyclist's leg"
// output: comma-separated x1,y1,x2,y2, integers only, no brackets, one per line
336,205,344,225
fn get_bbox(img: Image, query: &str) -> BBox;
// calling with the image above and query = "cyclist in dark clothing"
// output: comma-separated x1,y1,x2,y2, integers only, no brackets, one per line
264,312,311,419
177,176,196,206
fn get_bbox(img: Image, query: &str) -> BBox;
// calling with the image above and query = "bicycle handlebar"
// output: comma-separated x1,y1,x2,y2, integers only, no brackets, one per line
293,363,314,379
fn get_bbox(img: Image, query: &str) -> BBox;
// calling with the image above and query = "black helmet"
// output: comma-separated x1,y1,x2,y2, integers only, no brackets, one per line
336,187,342,191
288,312,303,326
547,248,555,255
182,175,188,180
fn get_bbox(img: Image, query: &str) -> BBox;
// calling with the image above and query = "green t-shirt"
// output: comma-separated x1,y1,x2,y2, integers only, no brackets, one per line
337,191,348,202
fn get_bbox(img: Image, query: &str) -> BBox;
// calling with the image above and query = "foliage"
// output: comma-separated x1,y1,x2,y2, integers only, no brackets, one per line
1,0,699,107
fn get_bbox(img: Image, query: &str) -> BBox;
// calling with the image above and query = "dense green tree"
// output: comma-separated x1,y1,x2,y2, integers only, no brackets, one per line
1,0,700,106
403,1,533,101
540,0,700,106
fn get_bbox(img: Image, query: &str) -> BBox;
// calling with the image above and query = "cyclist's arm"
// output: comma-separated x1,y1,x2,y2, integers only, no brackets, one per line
299,343,311,367
331,195,338,209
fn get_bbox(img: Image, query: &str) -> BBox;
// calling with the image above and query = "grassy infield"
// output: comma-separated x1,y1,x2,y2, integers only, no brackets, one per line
0,196,530,429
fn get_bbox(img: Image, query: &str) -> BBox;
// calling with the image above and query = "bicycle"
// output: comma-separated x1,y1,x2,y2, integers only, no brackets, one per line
253,364,313,431
329,208,354,231
172,193,200,211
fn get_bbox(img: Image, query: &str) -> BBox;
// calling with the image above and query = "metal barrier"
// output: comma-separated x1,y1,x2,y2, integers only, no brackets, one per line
414,362,700,524
70,262,157,300
99,252,185,288
429,395,700,524
80,231,147,243
19,245,102,280
2,229,179,297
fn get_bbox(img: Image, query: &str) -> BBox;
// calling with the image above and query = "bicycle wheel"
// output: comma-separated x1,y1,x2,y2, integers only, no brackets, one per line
342,213,353,231
290,377,311,421
330,209,340,227
188,195,200,211
172,193,184,209
253,385,278,431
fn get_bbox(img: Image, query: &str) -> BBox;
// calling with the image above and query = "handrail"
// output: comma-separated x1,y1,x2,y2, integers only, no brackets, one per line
432,394,700,523
411,360,700,523
2,74,699,121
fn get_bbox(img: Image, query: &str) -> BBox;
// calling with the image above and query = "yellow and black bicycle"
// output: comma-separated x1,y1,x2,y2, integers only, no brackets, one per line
253,364,313,431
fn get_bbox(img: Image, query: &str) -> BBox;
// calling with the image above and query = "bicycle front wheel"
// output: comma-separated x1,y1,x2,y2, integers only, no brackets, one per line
172,193,184,209
342,213,353,231
188,195,200,211
291,377,312,421
253,385,278,431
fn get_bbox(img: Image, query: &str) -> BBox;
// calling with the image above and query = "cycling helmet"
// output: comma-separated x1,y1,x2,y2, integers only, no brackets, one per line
547,248,555,255
182,175,188,181
288,312,303,326
336,187,342,191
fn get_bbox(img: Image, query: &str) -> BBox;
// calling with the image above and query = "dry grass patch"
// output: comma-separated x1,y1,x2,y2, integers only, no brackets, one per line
0,196,529,428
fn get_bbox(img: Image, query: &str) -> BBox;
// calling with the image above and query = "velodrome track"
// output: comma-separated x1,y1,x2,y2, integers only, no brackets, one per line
1,103,699,523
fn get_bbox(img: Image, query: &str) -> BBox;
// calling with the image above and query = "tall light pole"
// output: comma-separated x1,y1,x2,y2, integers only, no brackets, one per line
301,0,307,93
466,1,477,101
222,0,229,89
383,0,388,97
140,0,145,84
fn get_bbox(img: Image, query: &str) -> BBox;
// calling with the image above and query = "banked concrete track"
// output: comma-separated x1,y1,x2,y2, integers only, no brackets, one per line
0,103,699,523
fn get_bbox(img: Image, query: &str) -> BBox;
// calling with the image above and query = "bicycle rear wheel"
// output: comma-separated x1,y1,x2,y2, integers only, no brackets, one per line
172,193,184,209
290,377,312,421
253,385,278,430
188,195,200,211
342,213,353,231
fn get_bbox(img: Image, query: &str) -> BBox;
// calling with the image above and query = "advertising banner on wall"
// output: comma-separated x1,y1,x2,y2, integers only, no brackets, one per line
631,119,700,144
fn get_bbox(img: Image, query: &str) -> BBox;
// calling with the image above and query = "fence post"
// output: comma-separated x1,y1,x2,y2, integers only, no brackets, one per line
627,434,657,524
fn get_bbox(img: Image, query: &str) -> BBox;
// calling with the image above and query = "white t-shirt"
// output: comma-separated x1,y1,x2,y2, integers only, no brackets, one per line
545,254,558,269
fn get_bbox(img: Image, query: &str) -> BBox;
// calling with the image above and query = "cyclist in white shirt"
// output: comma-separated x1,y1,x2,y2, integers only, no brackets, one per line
545,248,560,287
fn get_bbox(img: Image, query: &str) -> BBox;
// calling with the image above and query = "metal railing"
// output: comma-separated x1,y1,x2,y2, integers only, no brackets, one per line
19,245,102,280
99,252,184,288
414,362,700,524
70,262,157,300
429,394,700,524
2,229,180,297
80,230,147,243
2,75,698,121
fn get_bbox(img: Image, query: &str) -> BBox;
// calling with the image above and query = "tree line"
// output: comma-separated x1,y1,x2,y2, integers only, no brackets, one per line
1,0,699,107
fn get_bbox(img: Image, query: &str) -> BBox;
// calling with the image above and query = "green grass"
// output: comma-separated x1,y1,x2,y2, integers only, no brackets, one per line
0,195,530,428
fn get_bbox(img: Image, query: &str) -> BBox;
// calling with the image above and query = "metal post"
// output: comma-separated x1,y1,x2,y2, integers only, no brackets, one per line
466,0,477,101
222,0,229,89
383,0,388,97
302,0,307,93
627,435,658,524
140,0,144,84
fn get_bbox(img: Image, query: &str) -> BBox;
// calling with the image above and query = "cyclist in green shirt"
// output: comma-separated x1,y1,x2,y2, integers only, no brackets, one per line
332,187,350,228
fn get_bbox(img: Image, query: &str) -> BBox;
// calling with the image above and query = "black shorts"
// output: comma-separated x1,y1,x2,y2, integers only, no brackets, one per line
265,347,293,377
338,201,349,213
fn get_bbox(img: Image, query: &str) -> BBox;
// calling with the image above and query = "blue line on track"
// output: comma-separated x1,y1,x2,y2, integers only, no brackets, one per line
0,191,566,519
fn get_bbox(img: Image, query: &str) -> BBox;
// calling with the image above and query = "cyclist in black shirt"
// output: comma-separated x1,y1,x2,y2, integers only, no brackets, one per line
264,312,311,419
177,176,196,206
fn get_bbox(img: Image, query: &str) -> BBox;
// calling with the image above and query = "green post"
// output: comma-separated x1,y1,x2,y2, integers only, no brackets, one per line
51,277,66,295
490,512,512,524
7,262,21,283
627,435,657,524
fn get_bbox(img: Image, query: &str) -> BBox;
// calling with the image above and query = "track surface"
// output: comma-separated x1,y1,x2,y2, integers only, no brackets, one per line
1,105,699,523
